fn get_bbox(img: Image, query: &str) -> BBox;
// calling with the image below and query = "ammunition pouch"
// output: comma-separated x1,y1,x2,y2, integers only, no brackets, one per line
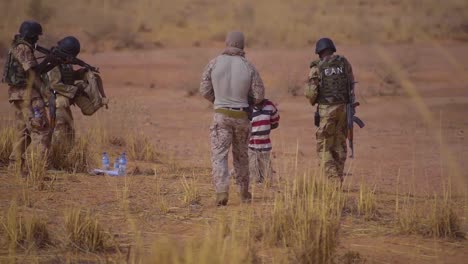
314,111,320,127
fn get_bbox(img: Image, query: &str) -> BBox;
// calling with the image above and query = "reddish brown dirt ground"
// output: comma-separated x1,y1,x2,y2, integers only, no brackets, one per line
0,44,467,263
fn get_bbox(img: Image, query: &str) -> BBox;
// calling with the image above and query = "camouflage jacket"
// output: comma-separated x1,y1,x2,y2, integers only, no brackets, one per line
6,40,41,101
45,65,79,99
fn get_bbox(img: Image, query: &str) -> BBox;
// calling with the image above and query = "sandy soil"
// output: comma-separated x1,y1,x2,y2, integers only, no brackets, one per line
0,43,467,263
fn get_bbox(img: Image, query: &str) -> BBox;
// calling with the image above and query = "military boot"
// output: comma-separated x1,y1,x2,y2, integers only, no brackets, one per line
240,189,252,203
216,192,229,206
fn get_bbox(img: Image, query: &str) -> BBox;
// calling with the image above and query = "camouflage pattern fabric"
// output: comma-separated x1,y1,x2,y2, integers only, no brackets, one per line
316,55,350,105
46,66,77,149
210,113,251,193
76,71,107,116
304,64,320,105
52,94,75,150
248,149,273,183
316,104,347,181
7,42,41,102
46,66,78,98
9,98,50,172
7,41,50,172
306,55,354,106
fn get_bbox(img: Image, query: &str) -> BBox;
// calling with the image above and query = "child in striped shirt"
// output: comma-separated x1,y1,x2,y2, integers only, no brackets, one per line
249,99,280,183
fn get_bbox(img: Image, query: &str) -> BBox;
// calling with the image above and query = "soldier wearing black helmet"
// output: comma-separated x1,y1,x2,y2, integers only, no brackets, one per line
44,36,107,153
304,37,355,183
2,20,53,175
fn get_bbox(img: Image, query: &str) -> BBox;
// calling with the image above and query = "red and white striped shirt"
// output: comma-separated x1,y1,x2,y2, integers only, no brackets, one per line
249,100,280,151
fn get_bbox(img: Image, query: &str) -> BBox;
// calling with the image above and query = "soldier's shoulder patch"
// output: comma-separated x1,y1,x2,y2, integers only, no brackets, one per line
309,60,320,68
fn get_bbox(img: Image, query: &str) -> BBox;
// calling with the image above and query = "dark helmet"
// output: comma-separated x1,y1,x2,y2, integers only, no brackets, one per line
315,37,336,54
19,20,43,39
57,36,81,57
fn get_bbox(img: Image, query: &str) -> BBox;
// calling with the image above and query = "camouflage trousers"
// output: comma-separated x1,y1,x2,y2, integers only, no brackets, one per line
9,98,51,172
52,95,75,152
210,113,250,193
249,149,273,183
316,104,347,182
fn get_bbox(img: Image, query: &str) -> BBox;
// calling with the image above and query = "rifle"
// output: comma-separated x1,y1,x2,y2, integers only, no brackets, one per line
34,44,99,73
48,92,56,129
347,82,365,158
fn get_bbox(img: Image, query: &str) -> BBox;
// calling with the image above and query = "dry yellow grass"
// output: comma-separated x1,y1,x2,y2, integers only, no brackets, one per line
357,183,378,220
64,207,114,252
396,190,464,238
126,132,160,162
25,146,49,190
0,126,14,166
181,174,201,206
2,201,51,251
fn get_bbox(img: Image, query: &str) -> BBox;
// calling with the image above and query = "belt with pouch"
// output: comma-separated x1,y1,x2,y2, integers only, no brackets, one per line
214,107,249,119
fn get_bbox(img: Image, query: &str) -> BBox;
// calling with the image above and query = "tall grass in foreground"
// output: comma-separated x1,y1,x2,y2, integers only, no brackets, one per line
2,201,51,250
396,188,464,238
25,147,49,190
148,215,257,264
0,126,14,165
263,174,345,263
357,184,378,220
146,174,344,264
64,207,114,252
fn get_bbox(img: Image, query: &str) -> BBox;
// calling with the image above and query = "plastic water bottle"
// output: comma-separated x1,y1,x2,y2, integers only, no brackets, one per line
118,152,127,176
114,157,120,171
102,152,110,170
33,107,41,118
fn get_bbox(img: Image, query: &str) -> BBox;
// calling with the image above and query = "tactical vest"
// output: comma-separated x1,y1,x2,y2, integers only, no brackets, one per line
59,64,75,85
316,55,350,105
2,39,34,87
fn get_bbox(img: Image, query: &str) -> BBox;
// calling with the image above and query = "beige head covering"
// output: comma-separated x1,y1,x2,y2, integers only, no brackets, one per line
225,31,245,50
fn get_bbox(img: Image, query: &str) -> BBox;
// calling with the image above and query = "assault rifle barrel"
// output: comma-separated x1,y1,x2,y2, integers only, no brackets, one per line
34,44,100,73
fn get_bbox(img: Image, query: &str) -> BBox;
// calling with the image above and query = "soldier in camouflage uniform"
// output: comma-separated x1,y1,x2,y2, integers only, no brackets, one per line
45,36,87,151
305,38,355,183
2,21,52,175
200,31,265,206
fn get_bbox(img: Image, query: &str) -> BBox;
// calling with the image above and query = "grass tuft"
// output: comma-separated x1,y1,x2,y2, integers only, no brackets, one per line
64,207,113,252
50,135,96,173
25,147,48,190
0,126,14,166
357,184,378,220
2,201,51,250
149,215,257,264
127,133,159,162
181,174,201,206
396,191,464,238
263,174,345,263
427,193,464,238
